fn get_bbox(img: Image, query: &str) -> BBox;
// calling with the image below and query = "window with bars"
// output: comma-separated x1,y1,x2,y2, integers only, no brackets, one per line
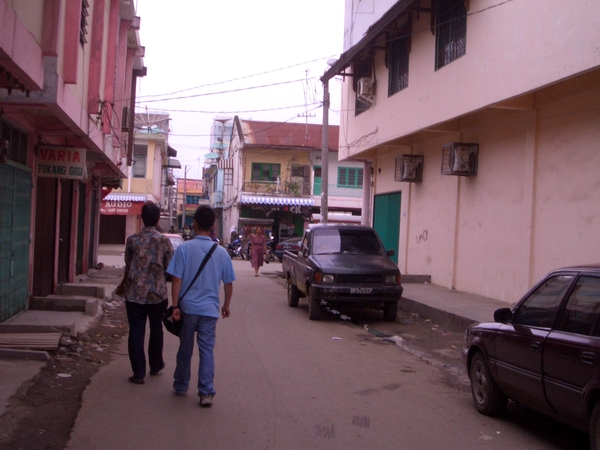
80,0,89,45
388,33,410,96
251,163,280,182
338,167,364,188
435,0,467,70
0,119,28,166
132,145,147,178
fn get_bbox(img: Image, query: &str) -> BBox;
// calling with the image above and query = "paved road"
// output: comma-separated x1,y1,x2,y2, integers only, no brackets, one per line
66,259,588,449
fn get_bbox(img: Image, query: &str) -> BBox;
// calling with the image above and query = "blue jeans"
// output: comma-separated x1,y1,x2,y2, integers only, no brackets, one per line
173,313,218,397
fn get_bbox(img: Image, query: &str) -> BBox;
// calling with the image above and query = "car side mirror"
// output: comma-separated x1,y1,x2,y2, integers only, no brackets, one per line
494,308,513,323
302,247,309,258
387,249,395,257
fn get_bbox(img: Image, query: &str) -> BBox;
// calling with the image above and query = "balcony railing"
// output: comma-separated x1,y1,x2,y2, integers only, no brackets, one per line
314,182,362,198
242,181,362,198
242,180,310,196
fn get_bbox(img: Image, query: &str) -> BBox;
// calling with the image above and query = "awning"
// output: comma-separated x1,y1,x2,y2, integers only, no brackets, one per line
100,193,147,215
103,193,147,202
240,195,314,207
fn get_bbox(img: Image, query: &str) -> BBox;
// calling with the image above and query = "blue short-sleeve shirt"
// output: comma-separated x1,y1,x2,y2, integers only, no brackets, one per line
167,236,236,318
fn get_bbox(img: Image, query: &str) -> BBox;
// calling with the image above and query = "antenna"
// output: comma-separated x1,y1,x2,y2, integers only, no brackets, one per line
298,69,315,138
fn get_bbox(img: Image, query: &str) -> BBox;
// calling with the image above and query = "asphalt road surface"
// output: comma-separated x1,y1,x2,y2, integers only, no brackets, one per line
66,259,589,449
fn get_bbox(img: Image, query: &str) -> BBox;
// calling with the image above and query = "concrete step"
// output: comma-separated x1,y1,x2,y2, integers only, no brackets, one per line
29,295,100,317
56,283,105,299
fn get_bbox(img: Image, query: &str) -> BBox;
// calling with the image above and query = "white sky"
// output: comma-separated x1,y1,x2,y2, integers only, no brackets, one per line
135,0,346,180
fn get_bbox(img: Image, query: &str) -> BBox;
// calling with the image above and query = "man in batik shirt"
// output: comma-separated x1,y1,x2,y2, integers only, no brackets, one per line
117,202,173,385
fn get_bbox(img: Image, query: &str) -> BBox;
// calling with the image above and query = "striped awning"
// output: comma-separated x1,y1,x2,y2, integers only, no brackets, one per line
103,193,147,202
240,195,314,207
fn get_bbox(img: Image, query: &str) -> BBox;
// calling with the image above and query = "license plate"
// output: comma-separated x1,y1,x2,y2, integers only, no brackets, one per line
351,287,373,294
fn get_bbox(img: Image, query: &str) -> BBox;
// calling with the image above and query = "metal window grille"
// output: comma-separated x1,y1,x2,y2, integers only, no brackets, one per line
435,0,467,70
388,34,409,96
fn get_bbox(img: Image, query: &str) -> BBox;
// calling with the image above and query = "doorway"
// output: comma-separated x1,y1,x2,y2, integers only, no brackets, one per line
373,192,401,264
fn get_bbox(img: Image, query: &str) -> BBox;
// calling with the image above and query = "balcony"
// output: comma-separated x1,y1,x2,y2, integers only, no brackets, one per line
242,180,311,197
210,190,223,208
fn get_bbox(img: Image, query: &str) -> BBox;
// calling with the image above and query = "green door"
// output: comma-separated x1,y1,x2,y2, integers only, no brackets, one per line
0,163,32,322
313,166,322,195
373,192,401,264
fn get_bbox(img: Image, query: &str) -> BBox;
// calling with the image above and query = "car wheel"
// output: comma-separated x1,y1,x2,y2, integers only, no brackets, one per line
287,278,300,308
590,403,600,450
307,287,322,321
470,352,507,416
383,301,398,321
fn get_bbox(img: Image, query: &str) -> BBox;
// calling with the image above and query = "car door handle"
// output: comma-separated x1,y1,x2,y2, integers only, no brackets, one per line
530,341,541,351
582,352,595,365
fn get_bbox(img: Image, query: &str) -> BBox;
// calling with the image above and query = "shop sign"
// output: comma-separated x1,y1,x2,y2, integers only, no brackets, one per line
100,200,144,215
37,146,86,180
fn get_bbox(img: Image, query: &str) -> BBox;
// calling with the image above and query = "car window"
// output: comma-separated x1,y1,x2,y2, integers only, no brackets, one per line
555,276,600,336
512,275,574,328
312,229,384,255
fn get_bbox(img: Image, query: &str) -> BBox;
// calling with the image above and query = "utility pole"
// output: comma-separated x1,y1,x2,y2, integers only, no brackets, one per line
320,80,330,223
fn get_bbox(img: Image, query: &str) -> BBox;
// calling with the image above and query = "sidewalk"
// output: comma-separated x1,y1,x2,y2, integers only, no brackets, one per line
0,244,512,419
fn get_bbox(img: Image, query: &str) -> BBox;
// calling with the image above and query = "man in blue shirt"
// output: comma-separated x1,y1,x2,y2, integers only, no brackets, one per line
167,205,235,407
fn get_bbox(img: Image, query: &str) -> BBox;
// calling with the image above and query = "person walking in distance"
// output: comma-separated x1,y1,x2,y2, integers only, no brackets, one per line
250,226,267,276
117,202,173,385
167,205,236,407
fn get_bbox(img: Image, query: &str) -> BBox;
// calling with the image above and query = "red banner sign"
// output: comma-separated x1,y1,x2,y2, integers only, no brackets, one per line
100,200,144,216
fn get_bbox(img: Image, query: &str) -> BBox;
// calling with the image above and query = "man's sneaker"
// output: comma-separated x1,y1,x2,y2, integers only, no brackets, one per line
199,394,214,408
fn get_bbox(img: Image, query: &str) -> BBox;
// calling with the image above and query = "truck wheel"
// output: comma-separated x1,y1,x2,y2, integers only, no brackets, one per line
307,287,322,321
383,301,398,321
469,352,507,416
287,278,300,307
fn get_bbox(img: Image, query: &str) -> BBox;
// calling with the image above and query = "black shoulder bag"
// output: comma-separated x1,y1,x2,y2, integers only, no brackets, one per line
163,243,218,336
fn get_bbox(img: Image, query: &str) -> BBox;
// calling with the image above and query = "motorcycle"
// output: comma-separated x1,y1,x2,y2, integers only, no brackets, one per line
227,235,243,259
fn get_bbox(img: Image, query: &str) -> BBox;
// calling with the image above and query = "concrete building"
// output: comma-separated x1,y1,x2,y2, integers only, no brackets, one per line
322,0,600,302
0,0,144,321
100,112,178,243
219,117,362,244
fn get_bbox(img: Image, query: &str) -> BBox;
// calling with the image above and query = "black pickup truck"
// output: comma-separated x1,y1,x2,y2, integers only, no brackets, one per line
282,224,403,321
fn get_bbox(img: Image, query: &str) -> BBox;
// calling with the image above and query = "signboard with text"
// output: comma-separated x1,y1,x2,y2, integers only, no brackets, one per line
100,200,144,216
37,146,86,180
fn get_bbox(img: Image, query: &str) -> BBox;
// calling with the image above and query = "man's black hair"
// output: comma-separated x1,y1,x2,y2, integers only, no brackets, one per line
194,205,216,232
141,202,161,227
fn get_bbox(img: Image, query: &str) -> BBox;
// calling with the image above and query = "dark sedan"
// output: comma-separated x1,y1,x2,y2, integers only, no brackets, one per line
275,237,301,262
463,265,600,448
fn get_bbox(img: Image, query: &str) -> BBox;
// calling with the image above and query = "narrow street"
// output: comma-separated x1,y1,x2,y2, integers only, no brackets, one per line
64,259,588,450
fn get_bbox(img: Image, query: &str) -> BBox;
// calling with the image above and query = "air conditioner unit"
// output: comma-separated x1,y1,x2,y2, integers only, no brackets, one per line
441,142,479,176
395,155,423,183
357,77,374,102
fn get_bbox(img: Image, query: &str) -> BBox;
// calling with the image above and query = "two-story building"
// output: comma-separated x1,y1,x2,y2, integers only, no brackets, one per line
100,112,178,242
219,117,363,245
0,0,145,321
322,0,600,302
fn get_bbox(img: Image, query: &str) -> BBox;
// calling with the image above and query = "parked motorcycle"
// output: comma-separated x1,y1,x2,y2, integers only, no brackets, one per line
227,235,243,259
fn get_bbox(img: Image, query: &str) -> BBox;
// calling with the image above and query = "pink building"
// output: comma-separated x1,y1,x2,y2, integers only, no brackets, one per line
0,0,145,321
323,0,600,302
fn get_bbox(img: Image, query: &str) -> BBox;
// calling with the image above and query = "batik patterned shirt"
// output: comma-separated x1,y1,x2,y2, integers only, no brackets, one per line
124,227,173,304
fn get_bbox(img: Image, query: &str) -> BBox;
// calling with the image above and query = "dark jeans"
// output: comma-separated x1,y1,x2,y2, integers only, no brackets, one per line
125,299,168,379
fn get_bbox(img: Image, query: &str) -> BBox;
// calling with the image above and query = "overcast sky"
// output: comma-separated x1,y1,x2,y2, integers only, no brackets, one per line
135,1,345,180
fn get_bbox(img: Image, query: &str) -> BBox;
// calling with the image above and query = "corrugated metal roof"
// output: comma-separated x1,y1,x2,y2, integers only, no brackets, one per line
240,120,339,150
